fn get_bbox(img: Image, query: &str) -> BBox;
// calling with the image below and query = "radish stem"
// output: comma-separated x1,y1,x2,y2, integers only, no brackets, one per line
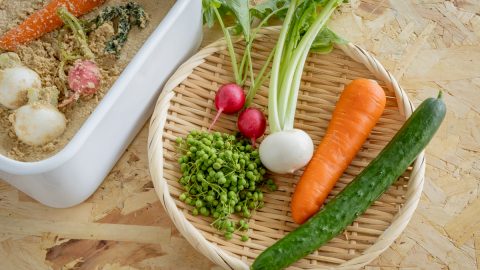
213,7,241,85
245,48,275,107
240,6,287,79
57,7,94,60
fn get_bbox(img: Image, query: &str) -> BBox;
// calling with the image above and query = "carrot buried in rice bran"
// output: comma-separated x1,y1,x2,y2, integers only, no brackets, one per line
0,0,105,51
291,78,386,224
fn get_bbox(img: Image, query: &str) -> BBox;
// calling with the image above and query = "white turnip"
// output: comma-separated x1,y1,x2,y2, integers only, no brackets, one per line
0,66,41,109
13,104,67,146
259,129,313,174
10,87,66,146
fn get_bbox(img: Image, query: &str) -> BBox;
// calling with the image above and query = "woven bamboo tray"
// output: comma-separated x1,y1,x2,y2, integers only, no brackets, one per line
147,27,424,270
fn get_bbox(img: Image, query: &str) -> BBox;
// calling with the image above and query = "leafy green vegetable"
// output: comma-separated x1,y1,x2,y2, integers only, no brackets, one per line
311,27,347,53
203,0,290,107
223,0,250,40
105,9,131,55
57,7,94,60
202,0,223,28
268,0,345,132
203,0,250,85
202,0,347,109
250,0,290,20
85,2,148,56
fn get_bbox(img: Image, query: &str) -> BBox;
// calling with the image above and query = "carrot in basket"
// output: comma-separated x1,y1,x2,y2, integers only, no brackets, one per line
0,0,105,51
291,78,386,224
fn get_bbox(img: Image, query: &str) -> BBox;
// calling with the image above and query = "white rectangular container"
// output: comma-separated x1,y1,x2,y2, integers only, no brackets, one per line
0,0,202,208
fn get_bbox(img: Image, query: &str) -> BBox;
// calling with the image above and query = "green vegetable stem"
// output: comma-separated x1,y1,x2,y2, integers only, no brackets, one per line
203,0,286,107
203,0,346,112
57,7,94,60
56,7,94,95
268,0,346,133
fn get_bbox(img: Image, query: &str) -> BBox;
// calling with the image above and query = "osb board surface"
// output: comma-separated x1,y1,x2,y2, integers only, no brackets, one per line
0,0,479,269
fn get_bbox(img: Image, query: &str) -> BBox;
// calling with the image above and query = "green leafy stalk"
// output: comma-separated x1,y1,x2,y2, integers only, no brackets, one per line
203,0,250,85
239,46,250,85
275,0,344,130
281,27,347,128
251,0,290,20
242,5,288,105
57,7,94,60
277,0,316,124
246,49,255,87
268,0,298,133
56,11,86,95
239,5,288,79
311,27,347,53
203,0,292,107
223,0,250,41
279,0,315,80
244,48,275,107
213,7,241,85
202,0,345,114
283,44,309,129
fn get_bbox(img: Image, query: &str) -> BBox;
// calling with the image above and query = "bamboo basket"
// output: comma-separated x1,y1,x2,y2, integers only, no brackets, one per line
148,27,424,269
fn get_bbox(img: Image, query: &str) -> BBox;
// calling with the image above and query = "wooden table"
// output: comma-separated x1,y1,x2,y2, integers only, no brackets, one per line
1,1,479,269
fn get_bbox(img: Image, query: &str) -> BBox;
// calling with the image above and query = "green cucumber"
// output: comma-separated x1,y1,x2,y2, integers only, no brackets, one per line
252,93,446,270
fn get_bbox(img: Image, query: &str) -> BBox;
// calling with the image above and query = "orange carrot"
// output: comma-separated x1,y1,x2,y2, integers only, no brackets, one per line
0,0,105,51
291,78,386,224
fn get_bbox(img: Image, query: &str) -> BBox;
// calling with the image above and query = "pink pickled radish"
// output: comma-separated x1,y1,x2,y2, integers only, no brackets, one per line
68,60,101,95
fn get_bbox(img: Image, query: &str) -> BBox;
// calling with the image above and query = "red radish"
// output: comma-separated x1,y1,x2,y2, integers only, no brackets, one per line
60,60,101,107
237,107,267,146
209,83,245,130
68,60,101,94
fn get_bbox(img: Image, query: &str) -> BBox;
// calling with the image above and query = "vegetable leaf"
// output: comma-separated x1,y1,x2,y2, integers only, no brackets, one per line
251,0,290,20
224,0,250,39
311,27,347,53
202,0,224,28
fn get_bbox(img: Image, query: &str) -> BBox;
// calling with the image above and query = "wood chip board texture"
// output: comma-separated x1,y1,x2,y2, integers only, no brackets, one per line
148,28,421,269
